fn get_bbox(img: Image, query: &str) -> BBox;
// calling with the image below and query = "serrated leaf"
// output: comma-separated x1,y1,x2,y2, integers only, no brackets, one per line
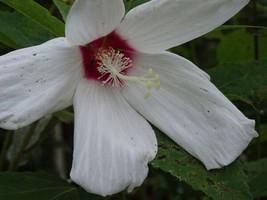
0,172,102,200
0,0,64,36
53,0,70,22
0,11,54,48
244,158,267,198
151,130,252,200
207,60,267,102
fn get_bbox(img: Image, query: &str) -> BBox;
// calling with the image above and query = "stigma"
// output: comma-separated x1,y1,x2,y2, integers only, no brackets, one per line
96,48,160,99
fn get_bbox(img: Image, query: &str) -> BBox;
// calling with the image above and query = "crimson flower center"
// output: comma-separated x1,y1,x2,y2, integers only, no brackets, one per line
79,31,160,98
79,31,136,86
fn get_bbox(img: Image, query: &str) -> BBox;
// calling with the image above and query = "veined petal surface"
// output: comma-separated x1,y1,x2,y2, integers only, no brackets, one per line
122,52,257,169
71,79,157,196
117,0,249,53
66,0,125,46
0,38,83,130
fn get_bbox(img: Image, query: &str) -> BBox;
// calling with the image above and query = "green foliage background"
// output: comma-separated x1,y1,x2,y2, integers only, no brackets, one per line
0,0,266,199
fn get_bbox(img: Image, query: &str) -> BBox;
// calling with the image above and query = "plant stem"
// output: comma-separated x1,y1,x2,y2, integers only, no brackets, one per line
0,131,13,171
8,123,37,171
190,41,198,66
24,117,58,153
252,0,261,159
253,0,259,60
118,191,127,200
255,104,262,159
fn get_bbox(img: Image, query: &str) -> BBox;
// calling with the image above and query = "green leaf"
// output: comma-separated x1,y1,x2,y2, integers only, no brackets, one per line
53,0,71,22
216,29,267,62
0,31,20,49
259,0,267,6
0,11,54,48
244,158,267,198
54,110,74,124
124,0,148,12
205,28,267,63
0,172,102,200
217,29,254,62
151,130,252,200
0,1,12,11
207,60,267,102
259,124,267,143
0,0,65,36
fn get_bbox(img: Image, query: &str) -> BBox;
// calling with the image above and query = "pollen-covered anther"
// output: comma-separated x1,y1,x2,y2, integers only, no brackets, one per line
96,48,160,98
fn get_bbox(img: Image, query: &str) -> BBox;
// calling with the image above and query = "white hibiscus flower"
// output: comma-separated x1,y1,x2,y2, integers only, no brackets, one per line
0,0,257,197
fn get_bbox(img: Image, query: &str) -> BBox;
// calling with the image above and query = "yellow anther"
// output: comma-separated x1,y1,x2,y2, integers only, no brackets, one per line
146,81,153,90
96,48,161,99
155,74,160,82
154,74,160,90
155,82,160,90
148,68,153,76
144,92,151,99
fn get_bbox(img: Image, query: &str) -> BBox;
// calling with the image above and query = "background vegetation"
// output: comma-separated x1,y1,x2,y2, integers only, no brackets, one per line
0,0,266,199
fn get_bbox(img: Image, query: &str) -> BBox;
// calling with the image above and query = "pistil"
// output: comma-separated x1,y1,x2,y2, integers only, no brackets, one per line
96,48,160,99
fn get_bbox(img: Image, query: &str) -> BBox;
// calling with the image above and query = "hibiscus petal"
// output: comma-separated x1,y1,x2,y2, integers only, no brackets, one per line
0,38,83,130
71,79,157,196
116,0,249,53
66,0,125,46
122,52,257,170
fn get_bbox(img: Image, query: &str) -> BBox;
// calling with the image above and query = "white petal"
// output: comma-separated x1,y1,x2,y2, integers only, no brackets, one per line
70,79,157,196
116,0,249,53
0,38,83,130
66,0,125,46
122,52,257,169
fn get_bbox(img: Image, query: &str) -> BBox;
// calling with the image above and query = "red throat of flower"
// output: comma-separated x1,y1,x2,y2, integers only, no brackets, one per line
79,31,136,86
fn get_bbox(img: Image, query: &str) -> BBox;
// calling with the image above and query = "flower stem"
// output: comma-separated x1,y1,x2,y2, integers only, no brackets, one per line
0,131,13,171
